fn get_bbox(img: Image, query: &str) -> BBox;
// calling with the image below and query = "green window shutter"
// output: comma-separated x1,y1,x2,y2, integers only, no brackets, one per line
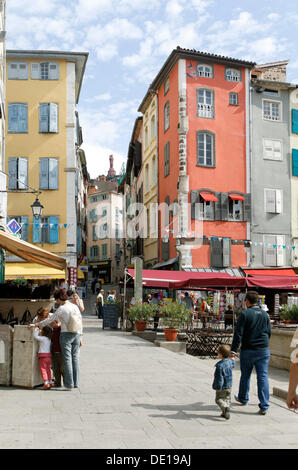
292,149,298,176
49,216,59,244
21,216,29,242
33,216,41,243
292,109,298,134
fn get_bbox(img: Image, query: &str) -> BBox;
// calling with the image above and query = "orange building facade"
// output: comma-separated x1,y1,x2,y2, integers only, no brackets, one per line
151,48,255,270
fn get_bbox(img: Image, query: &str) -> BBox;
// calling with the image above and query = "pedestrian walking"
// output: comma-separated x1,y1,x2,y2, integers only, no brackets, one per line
96,289,105,319
212,344,234,420
28,289,83,391
151,293,160,331
33,326,53,390
231,290,271,415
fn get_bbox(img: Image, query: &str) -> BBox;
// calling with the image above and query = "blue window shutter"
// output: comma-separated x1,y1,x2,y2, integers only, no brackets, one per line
18,104,28,133
49,103,58,133
8,158,17,189
292,109,298,134
49,216,59,244
31,63,40,79
293,149,298,176
21,216,28,241
39,103,49,132
33,216,41,243
8,104,18,132
49,62,59,80
49,158,58,189
39,158,49,189
18,157,28,190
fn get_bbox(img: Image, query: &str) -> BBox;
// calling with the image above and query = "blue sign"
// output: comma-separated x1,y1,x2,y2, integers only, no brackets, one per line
7,218,21,235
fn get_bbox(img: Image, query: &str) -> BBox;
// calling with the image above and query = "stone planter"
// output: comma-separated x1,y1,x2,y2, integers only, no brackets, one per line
269,327,297,371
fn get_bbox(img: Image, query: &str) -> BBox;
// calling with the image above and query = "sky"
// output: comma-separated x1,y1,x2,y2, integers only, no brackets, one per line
6,0,298,178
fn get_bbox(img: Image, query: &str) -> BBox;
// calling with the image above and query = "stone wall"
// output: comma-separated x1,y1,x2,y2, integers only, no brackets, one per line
269,328,296,370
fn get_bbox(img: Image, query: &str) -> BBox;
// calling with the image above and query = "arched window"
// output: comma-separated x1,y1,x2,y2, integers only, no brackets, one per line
225,68,241,82
196,64,213,78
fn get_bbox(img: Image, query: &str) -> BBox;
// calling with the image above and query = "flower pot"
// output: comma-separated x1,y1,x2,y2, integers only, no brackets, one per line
135,321,147,332
164,328,178,342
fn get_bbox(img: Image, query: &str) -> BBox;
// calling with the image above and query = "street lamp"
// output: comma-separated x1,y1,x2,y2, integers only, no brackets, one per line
31,197,44,218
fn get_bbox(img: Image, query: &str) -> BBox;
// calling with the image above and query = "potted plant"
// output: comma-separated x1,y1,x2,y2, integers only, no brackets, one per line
160,301,192,341
128,302,154,332
280,305,298,324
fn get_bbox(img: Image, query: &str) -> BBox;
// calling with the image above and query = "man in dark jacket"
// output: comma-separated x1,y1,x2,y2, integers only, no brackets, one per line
231,291,271,415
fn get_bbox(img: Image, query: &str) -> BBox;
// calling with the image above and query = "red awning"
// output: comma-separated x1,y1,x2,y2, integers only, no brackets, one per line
246,275,298,289
229,194,245,201
243,269,297,277
200,192,218,202
127,269,245,289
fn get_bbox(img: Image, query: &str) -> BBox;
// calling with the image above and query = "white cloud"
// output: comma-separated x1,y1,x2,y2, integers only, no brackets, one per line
267,13,280,21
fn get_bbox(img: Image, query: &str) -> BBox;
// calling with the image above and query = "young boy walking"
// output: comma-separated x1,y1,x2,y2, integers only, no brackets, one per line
212,344,234,419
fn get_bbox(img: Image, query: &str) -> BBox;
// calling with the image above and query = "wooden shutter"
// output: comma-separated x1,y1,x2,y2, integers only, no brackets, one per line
39,158,49,189
8,158,17,189
49,62,59,80
49,158,58,190
49,216,59,244
275,190,282,214
17,157,28,190
31,63,40,79
210,238,223,268
264,235,277,266
292,109,298,134
49,103,58,133
222,238,231,267
8,104,18,133
32,216,41,244
276,235,285,267
39,103,49,133
265,189,276,213
292,149,298,176
214,192,222,220
220,193,229,220
8,63,17,79
18,104,28,132
20,216,29,242
243,193,251,221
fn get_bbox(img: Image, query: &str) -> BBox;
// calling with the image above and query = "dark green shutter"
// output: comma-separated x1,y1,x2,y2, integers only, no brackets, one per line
243,194,251,221
220,193,229,220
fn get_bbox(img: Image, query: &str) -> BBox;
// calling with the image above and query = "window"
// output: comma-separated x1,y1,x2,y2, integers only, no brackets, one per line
101,244,108,260
101,207,107,218
196,64,213,78
264,235,285,267
225,68,241,82
197,131,215,167
263,100,281,121
92,225,97,241
229,93,239,106
33,216,59,244
263,139,282,161
145,164,149,192
39,103,59,133
197,88,214,118
7,216,28,241
8,157,28,190
8,103,28,133
164,77,169,95
152,155,157,186
199,195,215,220
229,199,243,221
164,101,170,131
151,115,156,139
145,126,148,147
31,62,59,80
164,142,170,177
264,189,283,214
90,245,99,260
8,62,28,80
89,209,98,223
39,158,58,190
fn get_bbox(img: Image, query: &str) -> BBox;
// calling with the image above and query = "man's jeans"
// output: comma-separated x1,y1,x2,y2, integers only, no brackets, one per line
238,348,270,410
59,332,81,388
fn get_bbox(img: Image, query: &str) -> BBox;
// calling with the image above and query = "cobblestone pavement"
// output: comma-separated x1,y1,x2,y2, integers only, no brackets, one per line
0,296,297,450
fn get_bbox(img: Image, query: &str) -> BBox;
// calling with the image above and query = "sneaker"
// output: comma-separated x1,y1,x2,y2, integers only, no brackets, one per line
41,384,51,390
234,394,247,405
258,409,267,415
224,407,230,420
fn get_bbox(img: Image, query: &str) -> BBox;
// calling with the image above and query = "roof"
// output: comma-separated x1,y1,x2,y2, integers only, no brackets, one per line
256,60,289,68
139,47,256,112
7,49,89,104
251,78,297,90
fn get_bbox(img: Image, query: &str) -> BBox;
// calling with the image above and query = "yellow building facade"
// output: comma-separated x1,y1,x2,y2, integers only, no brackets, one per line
140,94,158,268
5,50,88,278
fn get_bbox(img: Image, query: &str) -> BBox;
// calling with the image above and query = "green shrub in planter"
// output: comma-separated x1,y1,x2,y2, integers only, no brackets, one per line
280,304,298,323
128,302,155,322
160,301,192,330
